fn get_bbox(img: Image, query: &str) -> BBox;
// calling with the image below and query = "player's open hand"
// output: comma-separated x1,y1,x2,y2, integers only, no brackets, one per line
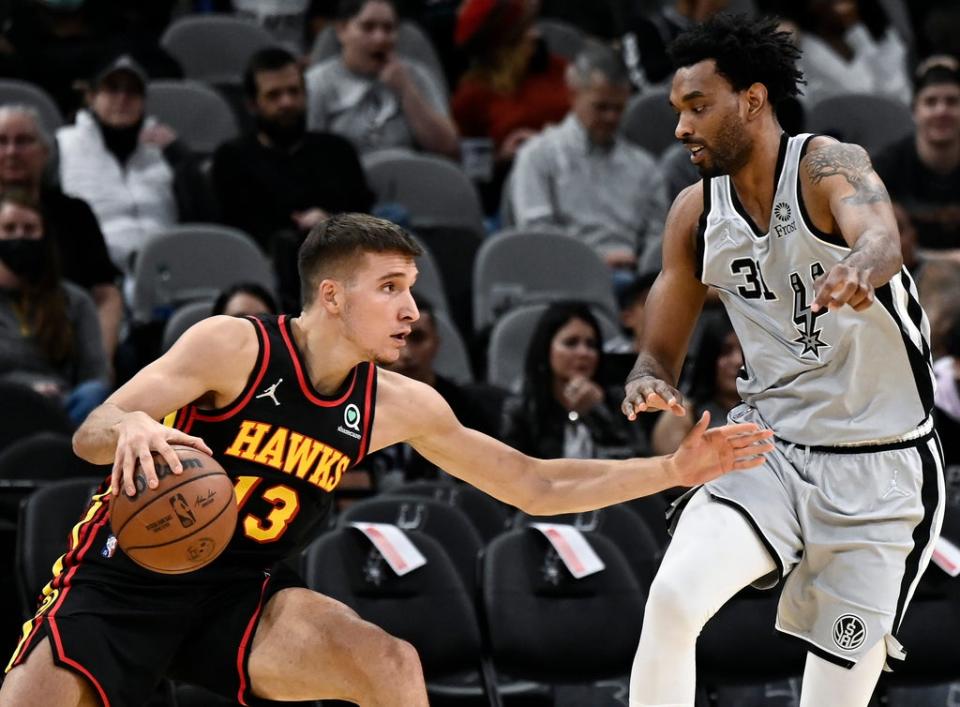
622,375,686,419
811,262,874,312
111,411,213,497
668,412,774,486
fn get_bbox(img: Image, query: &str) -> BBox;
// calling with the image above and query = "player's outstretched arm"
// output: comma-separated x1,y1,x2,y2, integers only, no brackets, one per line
623,182,708,420
373,371,773,515
800,138,903,313
73,316,258,496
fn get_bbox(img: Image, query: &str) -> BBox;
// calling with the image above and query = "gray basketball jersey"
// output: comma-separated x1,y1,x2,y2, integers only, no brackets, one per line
698,133,934,446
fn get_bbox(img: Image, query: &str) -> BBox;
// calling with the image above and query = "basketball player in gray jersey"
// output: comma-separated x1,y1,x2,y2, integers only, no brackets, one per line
622,14,944,707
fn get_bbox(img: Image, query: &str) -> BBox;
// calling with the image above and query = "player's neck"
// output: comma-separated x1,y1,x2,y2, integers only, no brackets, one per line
289,312,364,395
729,126,784,211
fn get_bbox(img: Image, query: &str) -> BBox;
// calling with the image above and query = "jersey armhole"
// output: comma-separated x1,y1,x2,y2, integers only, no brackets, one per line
796,135,849,249
694,177,711,282
191,316,270,423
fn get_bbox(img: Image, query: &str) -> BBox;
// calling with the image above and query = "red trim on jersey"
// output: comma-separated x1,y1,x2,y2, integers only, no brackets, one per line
174,406,190,429
356,362,376,462
181,405,198,435
48,616,111,707
236,574,272,705
194,317,272,423
278,315,358,407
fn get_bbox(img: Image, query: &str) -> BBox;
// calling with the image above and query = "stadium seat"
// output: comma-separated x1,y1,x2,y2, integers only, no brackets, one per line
337,495,484,590
161,300,215,353
302,527,498,705
481,528,644,687
363,150,485,237
146,80,240,155
473,230,618,332
130,224,274,323
536,19,585,61
309,21,447,98
0,432,99,482
485,303,622,390
411,235,452,317
160,14,277,85
621,88,677,158
385,481,515,542
0,382,73,453
15,477,103,619
807,93,914,157
0,79,64,134
514,504,662,590
434,311,474,384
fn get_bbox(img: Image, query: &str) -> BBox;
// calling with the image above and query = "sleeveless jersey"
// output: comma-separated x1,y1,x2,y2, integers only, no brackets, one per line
164,314,377,568
697,133,934,446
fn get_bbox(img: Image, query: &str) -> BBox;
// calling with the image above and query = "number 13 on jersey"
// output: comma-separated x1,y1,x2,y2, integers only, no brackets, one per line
233,476,300,543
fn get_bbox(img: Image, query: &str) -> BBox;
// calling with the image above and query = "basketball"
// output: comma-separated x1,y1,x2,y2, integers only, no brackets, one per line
110,446,237,574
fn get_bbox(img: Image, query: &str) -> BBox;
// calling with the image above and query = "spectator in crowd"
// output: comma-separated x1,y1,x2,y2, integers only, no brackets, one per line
618,271,658,354
0,106,122,363
0,189,110,425
305,0,459,157
784,0,911,106
213,47,374,309
508,44,667,283
367,294,505,483
212,282,279,318
650,313,743,455
56,53,211,277
934,314,960,468
501,301,648,459
452,0,570,210
917,258,960,360
875,57,960,253
623,0,729,88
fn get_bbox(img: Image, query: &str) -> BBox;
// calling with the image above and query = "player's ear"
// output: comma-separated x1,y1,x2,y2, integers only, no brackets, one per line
318,278,342,313
744,82,768,119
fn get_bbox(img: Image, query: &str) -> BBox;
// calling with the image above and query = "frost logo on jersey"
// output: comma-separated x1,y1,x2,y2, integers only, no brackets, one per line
790,264,830,358
833,614,866,651
773,201,797,237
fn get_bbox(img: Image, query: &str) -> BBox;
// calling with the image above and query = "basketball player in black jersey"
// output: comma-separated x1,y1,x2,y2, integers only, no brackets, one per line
0,214,773,707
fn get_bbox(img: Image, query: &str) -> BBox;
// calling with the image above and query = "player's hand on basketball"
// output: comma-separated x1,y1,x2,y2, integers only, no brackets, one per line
622,375,686,419
668,411,774,486
811,262,874,313
111,411,213,497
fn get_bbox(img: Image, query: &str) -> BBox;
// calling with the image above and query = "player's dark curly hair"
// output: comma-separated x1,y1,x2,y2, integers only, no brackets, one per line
668,13,804,106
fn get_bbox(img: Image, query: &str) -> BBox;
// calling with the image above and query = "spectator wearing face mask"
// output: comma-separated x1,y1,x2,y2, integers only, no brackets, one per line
0,189,110,424
56,53,212,276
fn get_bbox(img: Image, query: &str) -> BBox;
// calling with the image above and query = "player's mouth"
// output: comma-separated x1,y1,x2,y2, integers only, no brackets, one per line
390,329,410,344
687,144,706,163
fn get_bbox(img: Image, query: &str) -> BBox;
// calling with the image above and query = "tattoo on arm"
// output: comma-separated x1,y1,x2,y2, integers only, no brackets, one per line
803,143,891,205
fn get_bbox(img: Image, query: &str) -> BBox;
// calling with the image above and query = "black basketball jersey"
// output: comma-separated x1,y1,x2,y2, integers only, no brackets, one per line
163,314,377,567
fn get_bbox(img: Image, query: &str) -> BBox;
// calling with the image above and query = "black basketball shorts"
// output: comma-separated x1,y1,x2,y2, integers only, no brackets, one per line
5,489,304,707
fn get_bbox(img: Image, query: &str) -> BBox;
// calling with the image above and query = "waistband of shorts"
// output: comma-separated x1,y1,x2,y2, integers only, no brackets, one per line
775,416,935,454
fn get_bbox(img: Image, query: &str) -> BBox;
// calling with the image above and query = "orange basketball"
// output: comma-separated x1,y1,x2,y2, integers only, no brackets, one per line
110,446,237,574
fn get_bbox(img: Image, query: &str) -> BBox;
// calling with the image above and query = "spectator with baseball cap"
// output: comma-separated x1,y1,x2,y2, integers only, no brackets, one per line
55,53,212,277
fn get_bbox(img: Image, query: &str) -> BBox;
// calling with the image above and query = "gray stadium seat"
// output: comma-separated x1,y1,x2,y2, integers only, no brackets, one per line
536,19,586,61
807,93,914,158
472,229,618,332
146,80,240,155
130,224,274,323
621,88,677,158
160,14,277,84
410,235,451,317
433,310,474,384
0,79,64,134
486,303,622,390
363,149,485,236
309,21,447,96
161,300,215,352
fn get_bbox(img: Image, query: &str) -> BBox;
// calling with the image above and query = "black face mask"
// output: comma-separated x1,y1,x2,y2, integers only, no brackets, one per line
94,113,144,165
0,239,47,281
256,112,307,150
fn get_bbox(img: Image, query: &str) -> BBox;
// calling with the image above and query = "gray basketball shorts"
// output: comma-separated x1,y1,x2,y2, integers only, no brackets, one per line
670,404,945,669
